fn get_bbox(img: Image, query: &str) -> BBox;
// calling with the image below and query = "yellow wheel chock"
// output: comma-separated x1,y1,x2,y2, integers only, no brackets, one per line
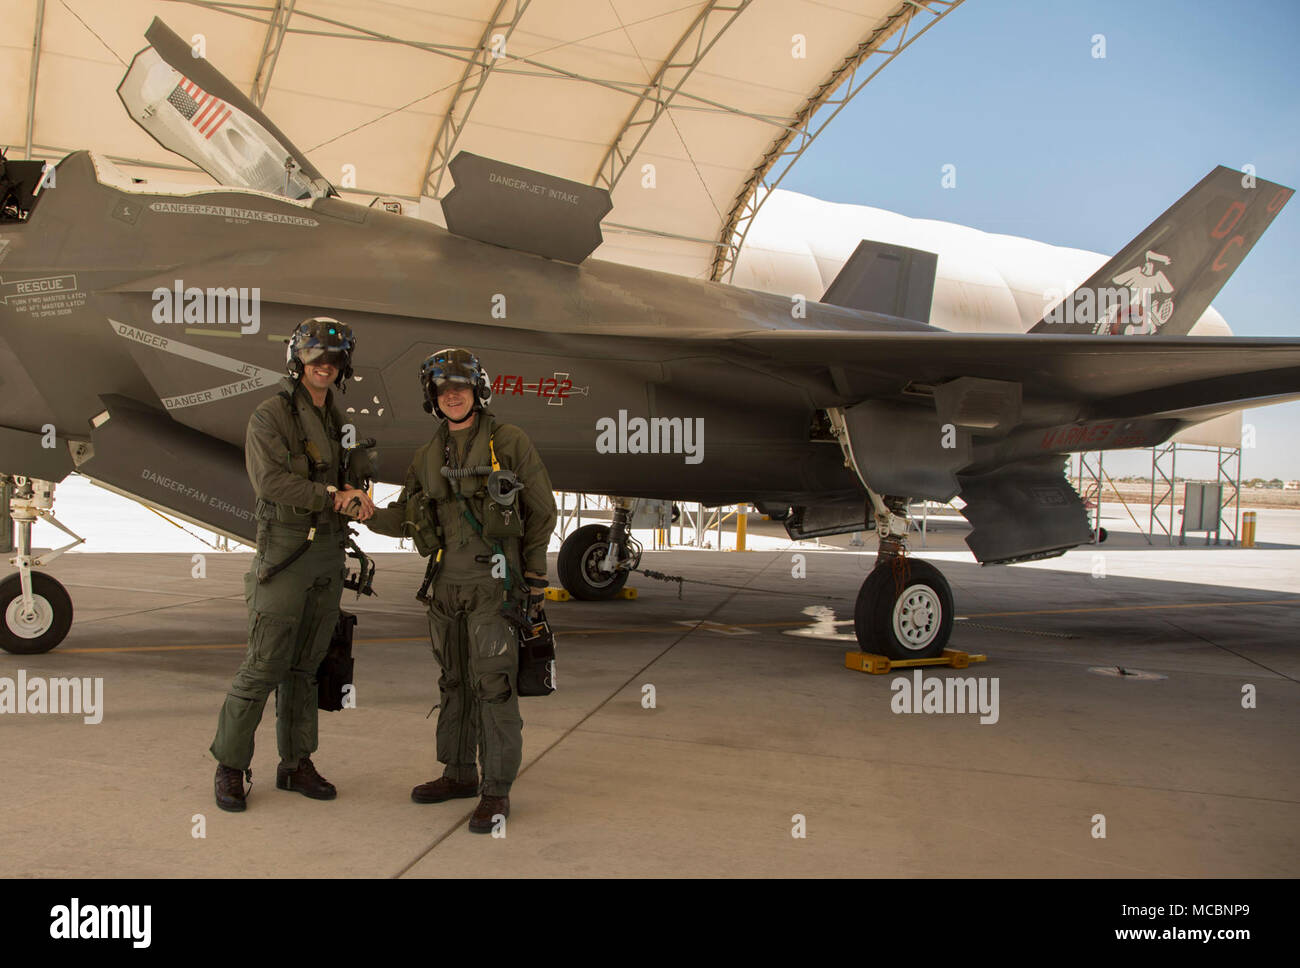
845,649,987,675
544,586,637,602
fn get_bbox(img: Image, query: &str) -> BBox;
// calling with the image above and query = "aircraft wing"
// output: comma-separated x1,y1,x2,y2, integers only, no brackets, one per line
724,331,1300,563
730,332,1300,416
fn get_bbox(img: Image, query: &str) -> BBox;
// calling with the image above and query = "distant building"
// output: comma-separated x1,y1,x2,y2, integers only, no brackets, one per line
1285,481,1300,491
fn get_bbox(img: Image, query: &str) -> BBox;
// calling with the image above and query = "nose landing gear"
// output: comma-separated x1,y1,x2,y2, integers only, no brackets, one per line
1,476,82,654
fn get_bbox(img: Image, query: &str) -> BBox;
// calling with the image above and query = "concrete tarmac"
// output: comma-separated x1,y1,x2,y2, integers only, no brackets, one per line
2,510,1298,878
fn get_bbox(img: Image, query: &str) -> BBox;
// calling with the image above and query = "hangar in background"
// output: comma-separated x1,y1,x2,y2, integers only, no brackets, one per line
0,0,1253,547
2,0,967,277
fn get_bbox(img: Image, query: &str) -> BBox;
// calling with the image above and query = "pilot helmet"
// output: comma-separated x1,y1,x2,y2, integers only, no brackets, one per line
420,347,492,418
286,317,355,389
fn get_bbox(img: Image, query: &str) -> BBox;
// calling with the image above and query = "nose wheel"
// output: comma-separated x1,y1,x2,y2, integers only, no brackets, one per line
3,475,83,654
1,572,73,654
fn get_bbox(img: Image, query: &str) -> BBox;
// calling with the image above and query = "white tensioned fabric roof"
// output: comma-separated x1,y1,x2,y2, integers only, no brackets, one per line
1,0,965,279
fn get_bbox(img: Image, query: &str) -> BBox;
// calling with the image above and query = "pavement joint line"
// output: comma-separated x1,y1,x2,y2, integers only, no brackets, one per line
70,594,248,627
391,549,789,878
50,643,254,654
58,581,245,599
959,622,1079,639
1158,616,1300,684
567,726,1300,807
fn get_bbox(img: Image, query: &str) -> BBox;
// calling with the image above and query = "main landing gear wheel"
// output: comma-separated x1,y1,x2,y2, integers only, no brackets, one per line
557,524,630,601
0,572,73,655
853,559,953,660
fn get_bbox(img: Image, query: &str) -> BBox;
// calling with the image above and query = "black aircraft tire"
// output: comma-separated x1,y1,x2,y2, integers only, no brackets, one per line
557,524,630,601
853,559,953,660
852,568,892,650
0,572,73,655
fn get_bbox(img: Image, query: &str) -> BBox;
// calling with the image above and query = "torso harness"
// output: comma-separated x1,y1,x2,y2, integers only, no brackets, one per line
257,386,376,596
419,420,527,611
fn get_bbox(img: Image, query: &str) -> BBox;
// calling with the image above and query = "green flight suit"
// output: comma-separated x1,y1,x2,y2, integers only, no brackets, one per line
367,409,557,797
210,377,348,771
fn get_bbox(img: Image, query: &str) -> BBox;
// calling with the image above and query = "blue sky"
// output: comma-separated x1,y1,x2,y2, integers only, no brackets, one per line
785,0,1300,479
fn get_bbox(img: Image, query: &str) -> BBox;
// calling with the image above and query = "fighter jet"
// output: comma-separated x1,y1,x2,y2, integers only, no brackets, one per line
2,19,1298,658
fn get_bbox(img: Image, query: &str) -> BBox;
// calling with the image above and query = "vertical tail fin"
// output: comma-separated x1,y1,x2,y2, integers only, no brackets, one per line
1031,166,1292,335
820,239,937,324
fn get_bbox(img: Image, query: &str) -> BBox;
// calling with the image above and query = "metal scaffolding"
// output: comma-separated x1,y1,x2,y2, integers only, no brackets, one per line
1149,443,1241,546
1072,443,1243,547
1073,452,1148,544
554,494,750,550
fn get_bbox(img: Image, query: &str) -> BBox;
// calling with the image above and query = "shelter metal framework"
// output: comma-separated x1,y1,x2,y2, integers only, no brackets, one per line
9,0,967,278
591,0,755,197
249,0,297,108
421,0,531,200
710,0,963,282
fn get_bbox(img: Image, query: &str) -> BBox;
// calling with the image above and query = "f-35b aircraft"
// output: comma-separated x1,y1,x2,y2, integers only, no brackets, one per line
2,19,1298,657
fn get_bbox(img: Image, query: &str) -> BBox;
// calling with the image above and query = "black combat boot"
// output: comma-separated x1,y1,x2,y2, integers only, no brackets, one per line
411,776,479,803
276,757,337,800
214,764,250,812
469,795,510,834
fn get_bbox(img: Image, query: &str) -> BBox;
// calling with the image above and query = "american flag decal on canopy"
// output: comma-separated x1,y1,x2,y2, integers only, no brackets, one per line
167,77,232,139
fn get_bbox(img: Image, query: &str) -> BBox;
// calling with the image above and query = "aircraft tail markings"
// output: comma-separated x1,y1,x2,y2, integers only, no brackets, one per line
1030,167,1293,336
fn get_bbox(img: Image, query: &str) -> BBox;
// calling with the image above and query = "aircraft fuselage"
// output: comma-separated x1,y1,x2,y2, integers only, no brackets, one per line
1,152,926,508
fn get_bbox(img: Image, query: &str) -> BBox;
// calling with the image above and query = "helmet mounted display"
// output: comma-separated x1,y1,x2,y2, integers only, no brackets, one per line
420,347,492,418
286,317,355,389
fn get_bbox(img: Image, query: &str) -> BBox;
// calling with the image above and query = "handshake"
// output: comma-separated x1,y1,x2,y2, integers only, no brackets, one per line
333,487,375,521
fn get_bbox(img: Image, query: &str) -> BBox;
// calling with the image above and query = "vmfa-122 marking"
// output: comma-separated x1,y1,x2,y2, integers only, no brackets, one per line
1,16,1298,658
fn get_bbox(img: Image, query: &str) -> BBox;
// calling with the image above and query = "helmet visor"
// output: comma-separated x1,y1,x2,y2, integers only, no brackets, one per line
298,346,349,368
292,318,354,370
425,349,480,390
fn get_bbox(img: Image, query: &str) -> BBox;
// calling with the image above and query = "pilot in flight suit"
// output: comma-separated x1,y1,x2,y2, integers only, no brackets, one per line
210,317,374,812
365,348,556,833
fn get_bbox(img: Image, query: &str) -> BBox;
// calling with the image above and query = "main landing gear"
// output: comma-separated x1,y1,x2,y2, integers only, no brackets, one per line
553,488,954,662
822,407,955,660
557,498,642,600
853,494,954,661
1,476,82,654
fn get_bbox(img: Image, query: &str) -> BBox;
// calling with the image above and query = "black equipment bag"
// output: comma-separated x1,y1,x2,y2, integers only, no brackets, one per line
317,610,357,711
517,618,557,697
